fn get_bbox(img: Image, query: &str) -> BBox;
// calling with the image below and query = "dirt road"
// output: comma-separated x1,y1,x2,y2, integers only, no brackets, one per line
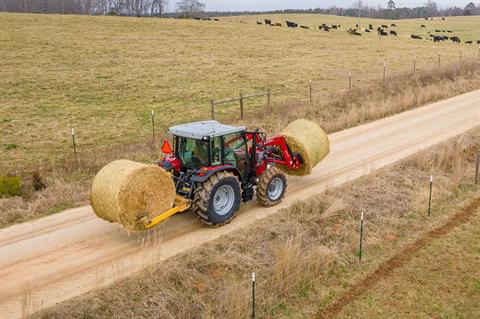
1,90,479,317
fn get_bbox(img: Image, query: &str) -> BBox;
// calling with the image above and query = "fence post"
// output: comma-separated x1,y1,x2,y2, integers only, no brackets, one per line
71,128,77,164
475,152,479,185
251,272,256,319
151,110,155,145
239,93,244,120
383,61,386,83
309,80,313,105
266,88,271,113
428,175,433,216
210,100,215,120
349,72,352,92
359,211,364,262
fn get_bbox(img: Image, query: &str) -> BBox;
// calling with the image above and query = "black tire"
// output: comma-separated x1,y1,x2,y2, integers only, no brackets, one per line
193,171,242,226
257,166,287,207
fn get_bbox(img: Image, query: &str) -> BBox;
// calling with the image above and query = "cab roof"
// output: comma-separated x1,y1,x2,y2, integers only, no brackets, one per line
167,120,246,140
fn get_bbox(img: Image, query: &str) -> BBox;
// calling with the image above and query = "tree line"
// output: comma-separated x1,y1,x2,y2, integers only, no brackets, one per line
1,0,479,19
0,0,169,16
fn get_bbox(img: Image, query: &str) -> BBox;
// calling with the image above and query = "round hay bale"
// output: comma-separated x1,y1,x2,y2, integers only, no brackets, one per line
91,160,176,231
279,119,330,176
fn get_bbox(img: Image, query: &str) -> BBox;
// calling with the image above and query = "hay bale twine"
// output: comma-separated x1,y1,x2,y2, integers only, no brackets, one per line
91,159,176,231
279,119,330,176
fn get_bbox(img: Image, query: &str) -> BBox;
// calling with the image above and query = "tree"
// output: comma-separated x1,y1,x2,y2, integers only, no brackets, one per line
176,0,205,18
464,2,476,15
388,0,395,9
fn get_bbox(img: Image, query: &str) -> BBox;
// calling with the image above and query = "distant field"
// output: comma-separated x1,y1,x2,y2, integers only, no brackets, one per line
1,13,479,168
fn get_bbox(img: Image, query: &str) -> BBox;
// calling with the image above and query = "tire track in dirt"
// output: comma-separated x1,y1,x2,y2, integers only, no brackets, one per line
316,196,480,319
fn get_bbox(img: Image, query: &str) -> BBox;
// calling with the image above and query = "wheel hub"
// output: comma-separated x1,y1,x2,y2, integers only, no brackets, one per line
213,185,235,216
268,177,283,201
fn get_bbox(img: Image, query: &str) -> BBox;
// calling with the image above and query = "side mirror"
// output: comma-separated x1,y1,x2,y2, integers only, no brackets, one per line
161,140,172,155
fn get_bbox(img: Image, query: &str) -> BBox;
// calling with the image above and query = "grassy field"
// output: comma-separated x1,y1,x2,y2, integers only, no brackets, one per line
1,13,480,169
35,128,480,318
338,206,480,318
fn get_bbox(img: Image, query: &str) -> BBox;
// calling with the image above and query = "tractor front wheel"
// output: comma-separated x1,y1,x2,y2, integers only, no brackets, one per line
257,167,287,207
193,171,242,226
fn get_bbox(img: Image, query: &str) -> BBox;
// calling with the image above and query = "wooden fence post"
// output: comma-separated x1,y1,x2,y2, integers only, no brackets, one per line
239,92,244,120
71,128,77,164
428,175,433,216
383,61,386,83
349,72,352,92
151,110,155,145
210,100,215,120
359,211,364,262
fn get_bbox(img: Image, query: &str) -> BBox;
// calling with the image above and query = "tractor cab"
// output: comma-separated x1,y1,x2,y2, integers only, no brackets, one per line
165,120,250,179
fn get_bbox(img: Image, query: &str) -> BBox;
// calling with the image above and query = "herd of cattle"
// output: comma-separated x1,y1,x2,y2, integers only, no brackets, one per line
255,18,479,45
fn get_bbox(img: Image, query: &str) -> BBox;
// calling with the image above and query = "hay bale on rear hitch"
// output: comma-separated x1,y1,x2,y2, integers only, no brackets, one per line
91,159,176,231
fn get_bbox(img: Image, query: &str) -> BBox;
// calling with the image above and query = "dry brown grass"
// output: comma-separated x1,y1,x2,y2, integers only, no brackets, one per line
36,128,480,319
2,57,480,229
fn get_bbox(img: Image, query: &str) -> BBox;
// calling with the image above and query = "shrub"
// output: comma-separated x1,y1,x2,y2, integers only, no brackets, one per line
0,175,21,197
32,171,47,191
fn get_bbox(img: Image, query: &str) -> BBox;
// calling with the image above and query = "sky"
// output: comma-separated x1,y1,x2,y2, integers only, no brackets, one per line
197,1,472,11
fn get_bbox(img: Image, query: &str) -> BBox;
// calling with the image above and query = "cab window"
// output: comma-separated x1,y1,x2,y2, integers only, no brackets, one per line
176,137,209,168
223,132,247,171
211,137,222,166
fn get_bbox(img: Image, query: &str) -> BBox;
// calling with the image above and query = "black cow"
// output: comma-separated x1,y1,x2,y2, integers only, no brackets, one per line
213,18,219,21
381,24,389,28
435,29,441,32
442,17,445,20
391,23,396,27
378,28,388,36
365,29,371,33
465,40,473,44
433,36,444,42
477,40,480,44
274,23,282,27
411,34,422,40
450,36,461,43
286,21,298,28
420,25,426,28
369,24,373,30
447,30,453,33
347,28,362,36
390,30,397,36
265,19,272,26
257,21,263,25
356,24,359,28
332,25,338,29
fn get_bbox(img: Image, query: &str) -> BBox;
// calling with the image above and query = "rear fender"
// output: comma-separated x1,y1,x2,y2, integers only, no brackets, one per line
191,165,243,184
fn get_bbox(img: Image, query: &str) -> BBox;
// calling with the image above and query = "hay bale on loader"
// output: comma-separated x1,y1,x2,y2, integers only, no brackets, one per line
91,159,176,231
279,119,330,176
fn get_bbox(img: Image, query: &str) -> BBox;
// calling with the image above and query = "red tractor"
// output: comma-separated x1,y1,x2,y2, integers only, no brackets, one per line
157,120,304,226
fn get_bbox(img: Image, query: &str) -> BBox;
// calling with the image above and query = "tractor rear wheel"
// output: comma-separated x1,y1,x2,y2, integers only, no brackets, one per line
193,171,242,226
257,166,287,207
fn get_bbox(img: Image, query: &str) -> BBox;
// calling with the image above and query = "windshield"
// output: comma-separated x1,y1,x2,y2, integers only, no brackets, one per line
176,137,209,168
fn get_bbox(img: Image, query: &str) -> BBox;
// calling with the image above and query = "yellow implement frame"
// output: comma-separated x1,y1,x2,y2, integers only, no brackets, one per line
143,195,191,229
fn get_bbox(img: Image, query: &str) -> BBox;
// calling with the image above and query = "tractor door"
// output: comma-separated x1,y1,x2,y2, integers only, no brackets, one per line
222,132,249,179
